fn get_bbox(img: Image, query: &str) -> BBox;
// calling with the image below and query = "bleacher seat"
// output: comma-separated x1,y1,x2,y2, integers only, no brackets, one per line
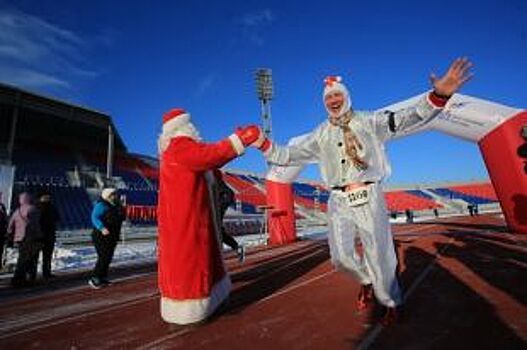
223,172,267,210
13,149,74,185
384,191,441,212
447,184,498,201
430,188,495,205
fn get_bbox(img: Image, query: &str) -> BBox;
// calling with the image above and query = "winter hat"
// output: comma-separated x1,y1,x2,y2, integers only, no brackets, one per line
162,108,191,134
101,188,117,201
323,76,352,118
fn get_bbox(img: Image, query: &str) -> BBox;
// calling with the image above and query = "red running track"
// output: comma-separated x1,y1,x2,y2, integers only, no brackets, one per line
0,213,526,349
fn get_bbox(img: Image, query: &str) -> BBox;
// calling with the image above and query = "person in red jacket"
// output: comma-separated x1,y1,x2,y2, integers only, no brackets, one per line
157,108,259,325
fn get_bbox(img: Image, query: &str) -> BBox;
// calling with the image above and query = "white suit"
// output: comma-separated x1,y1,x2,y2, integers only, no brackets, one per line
264,93,443,307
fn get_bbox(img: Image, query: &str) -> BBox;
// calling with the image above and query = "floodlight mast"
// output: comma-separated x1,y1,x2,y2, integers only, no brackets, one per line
255,68,274,138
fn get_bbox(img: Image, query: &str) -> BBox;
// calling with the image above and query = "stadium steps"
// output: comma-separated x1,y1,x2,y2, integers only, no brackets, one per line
419,188,462,211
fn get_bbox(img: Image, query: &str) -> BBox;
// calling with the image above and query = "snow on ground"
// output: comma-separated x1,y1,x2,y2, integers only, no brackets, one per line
1,209,500,279
1,241,158,277
0,227,327,278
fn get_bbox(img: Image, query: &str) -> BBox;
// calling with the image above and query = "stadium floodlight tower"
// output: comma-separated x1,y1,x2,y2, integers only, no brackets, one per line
255,68,274,138
106,123,114,183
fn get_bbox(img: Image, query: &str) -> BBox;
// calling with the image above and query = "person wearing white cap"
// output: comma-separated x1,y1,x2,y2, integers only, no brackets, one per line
89,187,126,289
157,108,260,324
251,58,473,325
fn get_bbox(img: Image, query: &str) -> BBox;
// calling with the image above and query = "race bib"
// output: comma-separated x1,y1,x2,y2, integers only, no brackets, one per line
346,186,370,207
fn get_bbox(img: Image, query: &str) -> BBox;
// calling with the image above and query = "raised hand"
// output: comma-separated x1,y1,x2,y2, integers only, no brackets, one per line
430,57,473,97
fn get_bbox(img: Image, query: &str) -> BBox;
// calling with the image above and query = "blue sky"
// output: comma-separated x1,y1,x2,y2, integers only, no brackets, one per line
1,0,526,185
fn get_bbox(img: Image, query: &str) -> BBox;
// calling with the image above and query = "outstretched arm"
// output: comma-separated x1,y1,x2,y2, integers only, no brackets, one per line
251,127,321,166
165,126,260,172
375,57,473,141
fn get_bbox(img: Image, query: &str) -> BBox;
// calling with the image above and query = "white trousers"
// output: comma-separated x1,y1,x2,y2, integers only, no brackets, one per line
327,184,402,307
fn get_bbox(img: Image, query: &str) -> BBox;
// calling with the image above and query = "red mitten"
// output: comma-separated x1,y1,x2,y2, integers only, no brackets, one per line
235,125,261,146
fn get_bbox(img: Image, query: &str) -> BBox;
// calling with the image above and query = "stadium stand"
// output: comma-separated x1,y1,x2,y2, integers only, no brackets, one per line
430,187,496,205
384,190,442,212
446,183,498,201
223,172,267,214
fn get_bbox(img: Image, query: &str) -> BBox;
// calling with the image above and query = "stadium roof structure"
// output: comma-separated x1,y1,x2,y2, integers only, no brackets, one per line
0,82,127,157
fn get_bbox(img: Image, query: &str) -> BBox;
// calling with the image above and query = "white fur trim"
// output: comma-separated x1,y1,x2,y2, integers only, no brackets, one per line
252,129,266,148
228,134,245,155
160,274,231,324
158,123,201,153
162,113,190,134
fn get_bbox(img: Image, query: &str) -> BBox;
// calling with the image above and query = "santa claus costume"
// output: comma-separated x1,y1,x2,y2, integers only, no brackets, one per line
157,109,256,324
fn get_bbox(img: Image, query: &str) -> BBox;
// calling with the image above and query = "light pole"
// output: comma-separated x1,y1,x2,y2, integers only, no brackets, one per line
255,68,273,138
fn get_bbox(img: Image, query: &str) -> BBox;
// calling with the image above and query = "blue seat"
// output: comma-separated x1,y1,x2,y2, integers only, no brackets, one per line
430,188,494,205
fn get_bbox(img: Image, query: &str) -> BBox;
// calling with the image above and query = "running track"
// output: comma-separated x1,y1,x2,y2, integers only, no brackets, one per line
1,213,526,349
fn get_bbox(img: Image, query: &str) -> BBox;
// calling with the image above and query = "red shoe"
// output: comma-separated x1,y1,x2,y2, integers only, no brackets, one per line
380,307,398,326
356,284,374,311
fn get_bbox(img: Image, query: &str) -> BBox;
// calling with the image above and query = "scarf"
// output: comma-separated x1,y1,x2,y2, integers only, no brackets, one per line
330,111,368,171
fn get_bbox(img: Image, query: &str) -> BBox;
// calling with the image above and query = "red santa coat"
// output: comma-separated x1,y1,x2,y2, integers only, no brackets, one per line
158,134,243,324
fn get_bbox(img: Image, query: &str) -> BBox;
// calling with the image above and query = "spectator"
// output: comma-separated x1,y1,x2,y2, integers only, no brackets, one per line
37,192,60,279
405,209,414,223
88,188,126,289
214,169,245,263
474,203,479,216
468,203,474,216
433,208,439,218
0,203,7,268
7,192,43,287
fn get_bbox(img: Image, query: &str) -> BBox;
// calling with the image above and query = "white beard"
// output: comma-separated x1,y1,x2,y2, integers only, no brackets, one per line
158,122,202,153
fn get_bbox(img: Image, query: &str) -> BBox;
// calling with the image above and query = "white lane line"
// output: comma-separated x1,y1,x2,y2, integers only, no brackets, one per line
356,236,454,350
255,269,335,305
0,291,159,339
137,269,336,350
1,244,325,342
135,328,194,350
0,270,157,305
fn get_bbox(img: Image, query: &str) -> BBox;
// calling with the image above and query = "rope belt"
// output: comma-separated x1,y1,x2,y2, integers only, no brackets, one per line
331,181,375,192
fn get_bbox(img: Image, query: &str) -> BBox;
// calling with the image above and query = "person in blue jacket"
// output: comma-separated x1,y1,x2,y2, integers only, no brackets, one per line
89,188,126,289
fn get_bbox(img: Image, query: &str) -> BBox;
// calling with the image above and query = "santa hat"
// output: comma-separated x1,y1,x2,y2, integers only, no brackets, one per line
162,108,191,134
323,76,352,117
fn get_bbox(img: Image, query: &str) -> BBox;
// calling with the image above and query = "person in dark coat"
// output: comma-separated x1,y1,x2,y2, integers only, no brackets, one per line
37,193,60,279
468,203,474,216
0,203,8,269
88,188,126,289
7,192,43,287
214,170,245,263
